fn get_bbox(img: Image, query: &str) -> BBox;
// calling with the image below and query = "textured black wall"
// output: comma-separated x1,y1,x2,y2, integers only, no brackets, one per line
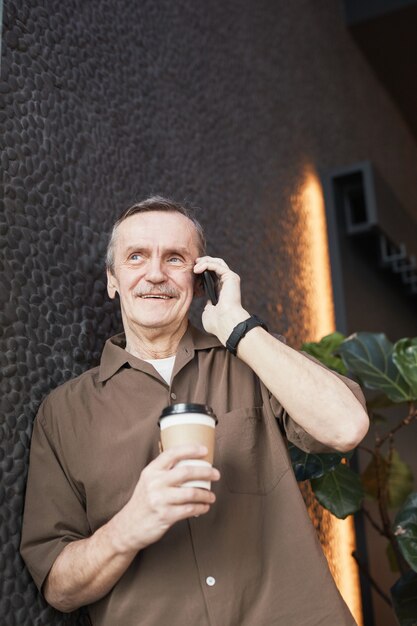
2,1,417,624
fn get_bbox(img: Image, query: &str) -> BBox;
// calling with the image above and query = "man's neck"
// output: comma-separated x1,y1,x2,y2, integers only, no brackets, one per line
124,319,188,360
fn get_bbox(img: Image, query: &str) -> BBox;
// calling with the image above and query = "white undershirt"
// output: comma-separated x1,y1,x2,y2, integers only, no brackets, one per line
144,355,176,385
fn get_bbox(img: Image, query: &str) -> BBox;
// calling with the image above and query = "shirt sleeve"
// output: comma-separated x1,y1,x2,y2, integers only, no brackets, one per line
20,398,91,592
265,343,367,454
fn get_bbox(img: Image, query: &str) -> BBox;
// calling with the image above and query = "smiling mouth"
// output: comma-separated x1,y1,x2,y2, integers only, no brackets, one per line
139,295,173,300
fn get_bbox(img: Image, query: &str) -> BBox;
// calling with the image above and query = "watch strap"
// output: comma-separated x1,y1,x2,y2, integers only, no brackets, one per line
225,315,268,356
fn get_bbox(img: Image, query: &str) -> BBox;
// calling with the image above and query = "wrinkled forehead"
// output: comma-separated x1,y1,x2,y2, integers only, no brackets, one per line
114,211,201,256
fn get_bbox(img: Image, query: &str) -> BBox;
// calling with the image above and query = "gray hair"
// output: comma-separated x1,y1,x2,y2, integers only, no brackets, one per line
106,196,207,273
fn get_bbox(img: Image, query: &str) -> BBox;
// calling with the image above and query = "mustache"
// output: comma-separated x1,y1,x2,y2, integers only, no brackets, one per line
133,284,180,298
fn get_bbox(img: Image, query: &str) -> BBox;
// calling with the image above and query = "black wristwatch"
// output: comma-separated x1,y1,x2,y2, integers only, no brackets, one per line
225,315,268,356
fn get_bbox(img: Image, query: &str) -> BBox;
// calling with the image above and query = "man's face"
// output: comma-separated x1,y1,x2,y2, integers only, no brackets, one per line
107,211,201,337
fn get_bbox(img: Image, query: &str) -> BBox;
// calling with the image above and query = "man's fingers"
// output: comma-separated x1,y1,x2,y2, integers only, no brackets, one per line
174,503,212,521
166,464,220,487
167,485,216,505
180,502,211,518
167,490,216,522
194,256,230,276
196,255,228,265
152,444,210,470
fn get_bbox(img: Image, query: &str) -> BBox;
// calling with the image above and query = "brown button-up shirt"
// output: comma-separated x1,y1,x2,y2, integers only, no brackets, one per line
21,324,361,625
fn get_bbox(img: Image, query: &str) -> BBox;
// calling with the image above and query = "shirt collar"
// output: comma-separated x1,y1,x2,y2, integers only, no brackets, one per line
98,323,222,383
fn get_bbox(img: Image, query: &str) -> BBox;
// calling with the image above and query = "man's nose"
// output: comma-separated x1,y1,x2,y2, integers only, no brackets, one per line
144,257,167,283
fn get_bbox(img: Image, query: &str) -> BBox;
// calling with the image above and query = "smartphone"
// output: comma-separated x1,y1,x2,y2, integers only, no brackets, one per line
202,270,218,305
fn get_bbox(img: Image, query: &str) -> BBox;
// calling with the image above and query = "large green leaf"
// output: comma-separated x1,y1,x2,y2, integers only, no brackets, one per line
288,443,352,481
301,332,347,375
391,570,417,626
393,338,417,399
311,463,363,519
394,492,417,572
361,450,414,509
338,332,413,402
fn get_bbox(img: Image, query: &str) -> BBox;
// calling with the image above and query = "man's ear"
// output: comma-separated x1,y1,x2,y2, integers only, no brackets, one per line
107,268,119,299
193,273,204,298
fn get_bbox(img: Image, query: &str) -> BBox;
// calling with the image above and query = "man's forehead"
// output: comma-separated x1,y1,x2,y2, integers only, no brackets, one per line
115,211,199,251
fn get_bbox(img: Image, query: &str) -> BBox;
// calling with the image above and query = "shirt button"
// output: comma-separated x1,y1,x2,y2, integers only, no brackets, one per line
206,576,216,587
170,392,177,400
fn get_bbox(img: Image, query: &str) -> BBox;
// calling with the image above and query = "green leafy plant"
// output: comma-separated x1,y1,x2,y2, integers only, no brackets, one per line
294,331,417,626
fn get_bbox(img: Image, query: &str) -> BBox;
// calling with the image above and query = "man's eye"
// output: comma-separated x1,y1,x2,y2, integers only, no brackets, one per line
168,257,182,264
130,253,143,261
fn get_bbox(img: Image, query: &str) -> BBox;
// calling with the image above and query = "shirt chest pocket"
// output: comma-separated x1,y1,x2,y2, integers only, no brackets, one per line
215,407,289,495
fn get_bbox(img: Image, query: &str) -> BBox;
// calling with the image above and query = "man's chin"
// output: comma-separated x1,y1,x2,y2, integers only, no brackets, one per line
128,312,189,332
134,316,171,329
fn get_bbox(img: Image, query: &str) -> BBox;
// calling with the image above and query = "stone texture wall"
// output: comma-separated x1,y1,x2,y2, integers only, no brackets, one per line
1,1,417,624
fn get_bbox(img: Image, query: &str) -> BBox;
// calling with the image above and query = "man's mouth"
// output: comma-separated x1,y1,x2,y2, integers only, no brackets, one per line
134,285,180,299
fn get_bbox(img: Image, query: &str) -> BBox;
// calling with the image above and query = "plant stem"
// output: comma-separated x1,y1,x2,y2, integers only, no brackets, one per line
375,403,417,449
373,407,415,576
362,507,385,536
358,444,373,455
352,551,392,607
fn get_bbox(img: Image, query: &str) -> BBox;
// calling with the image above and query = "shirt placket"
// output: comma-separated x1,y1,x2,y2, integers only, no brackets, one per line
187,516,221,626
168,354,223,626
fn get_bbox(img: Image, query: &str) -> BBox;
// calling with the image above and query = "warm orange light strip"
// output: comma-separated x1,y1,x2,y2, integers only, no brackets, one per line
300,171,336,339
300,167,363,626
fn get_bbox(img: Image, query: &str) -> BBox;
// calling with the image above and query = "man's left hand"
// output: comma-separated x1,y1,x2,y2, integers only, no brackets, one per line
194,256,249,345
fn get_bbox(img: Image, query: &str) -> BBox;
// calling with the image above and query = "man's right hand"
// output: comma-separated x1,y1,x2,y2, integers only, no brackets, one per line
114,444,221,553
43,445,220,612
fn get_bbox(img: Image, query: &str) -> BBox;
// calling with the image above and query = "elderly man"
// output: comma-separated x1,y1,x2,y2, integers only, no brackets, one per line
21,196,369,625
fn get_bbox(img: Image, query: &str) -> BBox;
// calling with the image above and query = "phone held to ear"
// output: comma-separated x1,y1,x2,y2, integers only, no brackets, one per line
202,270,218,305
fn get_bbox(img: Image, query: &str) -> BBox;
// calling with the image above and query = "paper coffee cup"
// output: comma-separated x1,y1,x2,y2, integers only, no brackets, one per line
159,403,217,490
